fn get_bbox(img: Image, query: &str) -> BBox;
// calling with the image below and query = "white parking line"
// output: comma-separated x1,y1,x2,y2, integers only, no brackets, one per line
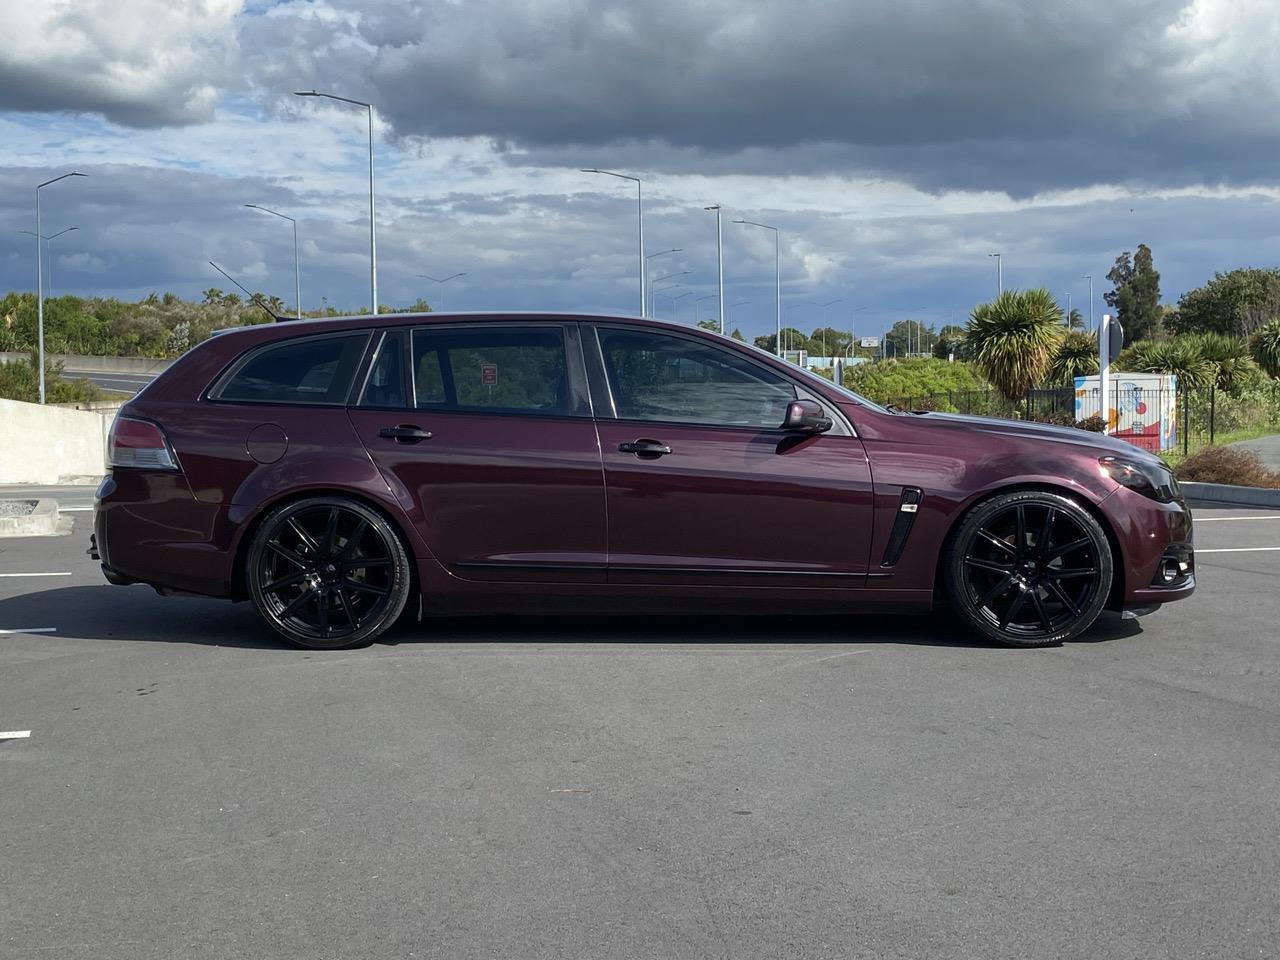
1197,547,1280,554
0,627,57,635
0,572,72,578
0,731,31,740
1193,515,1280,523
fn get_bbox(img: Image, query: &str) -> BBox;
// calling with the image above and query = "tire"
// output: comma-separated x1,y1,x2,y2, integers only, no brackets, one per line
246,496,413,650
943,490,1113,648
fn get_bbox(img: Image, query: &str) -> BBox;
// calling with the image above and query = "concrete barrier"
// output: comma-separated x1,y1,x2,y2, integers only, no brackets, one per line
0,352,174,375
1182,481,1280,508
0,398,111,484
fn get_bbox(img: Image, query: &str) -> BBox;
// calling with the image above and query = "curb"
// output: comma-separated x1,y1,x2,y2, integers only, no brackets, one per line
1182,481,1280,508
0,499,60,538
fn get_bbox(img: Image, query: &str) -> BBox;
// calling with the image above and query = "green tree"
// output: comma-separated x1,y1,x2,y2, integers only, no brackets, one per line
966,288,1063,402
884,319,936,358
810,326,852,357
1065,308,1085,329
1250,317,1280,379
1047,330,1099,385
1168,268,1280,338
933,324,966,359
1115,338,1214,390
1104,243,1162,345
1184,333,1257,393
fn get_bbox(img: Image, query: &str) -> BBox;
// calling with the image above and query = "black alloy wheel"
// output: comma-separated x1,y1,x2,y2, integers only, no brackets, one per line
945,490,1113,647
247,496,412,649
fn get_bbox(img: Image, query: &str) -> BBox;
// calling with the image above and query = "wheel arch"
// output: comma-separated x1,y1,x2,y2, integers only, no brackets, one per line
934,482,1125,612
229,487,421,603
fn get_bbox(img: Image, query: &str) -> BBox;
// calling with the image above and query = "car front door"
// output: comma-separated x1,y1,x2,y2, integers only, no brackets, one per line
346,322,607,582
587,324,875,588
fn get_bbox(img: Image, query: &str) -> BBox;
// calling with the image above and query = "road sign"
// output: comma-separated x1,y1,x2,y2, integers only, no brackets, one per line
480,363,498,385
859,337,880,348
1099,319,1124,357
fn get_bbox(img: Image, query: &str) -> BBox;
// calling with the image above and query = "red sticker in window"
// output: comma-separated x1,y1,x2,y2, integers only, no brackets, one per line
480,363,498,385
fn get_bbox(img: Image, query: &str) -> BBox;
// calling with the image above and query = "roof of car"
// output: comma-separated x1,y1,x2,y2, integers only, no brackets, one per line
211,310,723,342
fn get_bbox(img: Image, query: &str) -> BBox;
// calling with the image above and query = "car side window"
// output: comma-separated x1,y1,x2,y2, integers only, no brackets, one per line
412,326,570,415
216,333,369,405
357,331,407,408
598,328,797,428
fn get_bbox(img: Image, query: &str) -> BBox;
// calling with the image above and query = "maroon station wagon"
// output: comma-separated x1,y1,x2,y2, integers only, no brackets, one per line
92,312,1194,649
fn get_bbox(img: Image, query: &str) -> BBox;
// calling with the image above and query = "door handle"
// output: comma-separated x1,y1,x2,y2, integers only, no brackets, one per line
378,424,432,443
618,439,672,458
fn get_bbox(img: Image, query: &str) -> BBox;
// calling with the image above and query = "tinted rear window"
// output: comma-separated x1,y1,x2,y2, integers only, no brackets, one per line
216,333,369,405
412,327,569,415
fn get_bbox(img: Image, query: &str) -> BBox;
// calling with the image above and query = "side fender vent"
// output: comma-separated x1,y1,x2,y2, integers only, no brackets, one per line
880,487,923,567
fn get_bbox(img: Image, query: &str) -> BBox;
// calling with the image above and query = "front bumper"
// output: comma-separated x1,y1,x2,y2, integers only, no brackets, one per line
1102,486,1195,608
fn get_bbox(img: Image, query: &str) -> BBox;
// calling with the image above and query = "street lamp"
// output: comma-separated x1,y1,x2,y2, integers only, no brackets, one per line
664,291,693,321
694,294,718,327
19,226,77,298
644,248,681,315
734,219,781,357
245,205,301,319
295,90,377,314
583,168,645,316
810,299,844,356
1083,274,1094,332
416,272,467,312
35,171,86,404
705,204,725,334
989,252,1002,296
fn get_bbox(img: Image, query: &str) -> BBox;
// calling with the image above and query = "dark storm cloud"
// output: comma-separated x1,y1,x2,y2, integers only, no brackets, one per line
335,0,1279,194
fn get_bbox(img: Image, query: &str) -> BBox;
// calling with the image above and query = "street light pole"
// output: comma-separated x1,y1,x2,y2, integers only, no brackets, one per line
1083,274,1094,332
295,91,377,314
695,294,717,327
583,169,645,316
416,273,467,312
245,205,301,319
705,205,725,333
19,226,78,298
644,248,681,316
734,219,781,356
989,252,1002,296
35,172,86,404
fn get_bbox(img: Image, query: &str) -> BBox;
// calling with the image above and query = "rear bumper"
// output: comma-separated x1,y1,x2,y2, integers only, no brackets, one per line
94,472,237,598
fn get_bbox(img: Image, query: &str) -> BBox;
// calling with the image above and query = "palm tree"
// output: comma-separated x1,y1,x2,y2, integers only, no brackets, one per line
1116,338,1214,390
966,288,1063,401
1183,332,1256,392
1047,329,1099,384
1250,317,1280,378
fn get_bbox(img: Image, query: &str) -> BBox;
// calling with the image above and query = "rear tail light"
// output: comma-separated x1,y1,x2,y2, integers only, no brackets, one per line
108,416,179,471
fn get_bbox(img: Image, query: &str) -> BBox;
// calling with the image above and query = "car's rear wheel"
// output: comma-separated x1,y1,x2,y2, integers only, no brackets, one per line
247,496,412,649
944,490,1113,647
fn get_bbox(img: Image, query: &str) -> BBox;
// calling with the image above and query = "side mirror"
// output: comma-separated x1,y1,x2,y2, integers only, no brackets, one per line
781,399,833,435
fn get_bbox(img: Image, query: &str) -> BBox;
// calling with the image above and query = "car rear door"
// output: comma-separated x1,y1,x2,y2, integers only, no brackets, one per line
586,324,875,588
346,322,607,582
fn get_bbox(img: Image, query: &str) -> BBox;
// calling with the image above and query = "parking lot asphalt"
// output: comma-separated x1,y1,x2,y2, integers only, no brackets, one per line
1,501,1278,960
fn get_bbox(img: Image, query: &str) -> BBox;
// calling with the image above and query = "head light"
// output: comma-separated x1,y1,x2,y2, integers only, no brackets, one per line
1099,455,1180,503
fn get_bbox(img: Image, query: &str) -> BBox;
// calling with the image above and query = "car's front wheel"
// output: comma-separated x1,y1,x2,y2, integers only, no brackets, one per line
246,496,412,649
944,490,1113,647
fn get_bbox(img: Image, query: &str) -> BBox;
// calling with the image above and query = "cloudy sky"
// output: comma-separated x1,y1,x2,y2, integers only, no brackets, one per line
1,0,1278,342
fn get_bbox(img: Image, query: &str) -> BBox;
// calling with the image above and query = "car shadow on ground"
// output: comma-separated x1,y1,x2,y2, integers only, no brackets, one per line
0,583,1145,651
